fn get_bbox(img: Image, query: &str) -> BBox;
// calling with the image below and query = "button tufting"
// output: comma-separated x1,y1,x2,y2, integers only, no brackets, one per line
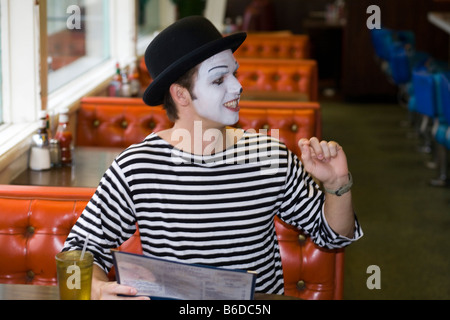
121,120,128,129
93,119,100,128
298,234,306,243
296,280,305,290
262,124,270,130
27,226,35,235
27,270,35,281
291,124,298,132
148,120,156,130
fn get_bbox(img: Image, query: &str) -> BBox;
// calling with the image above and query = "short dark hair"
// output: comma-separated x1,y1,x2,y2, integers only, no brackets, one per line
163,65,199,122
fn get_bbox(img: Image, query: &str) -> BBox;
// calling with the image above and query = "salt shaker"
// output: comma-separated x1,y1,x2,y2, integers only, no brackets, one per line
29,111,51,171
29,133,51,171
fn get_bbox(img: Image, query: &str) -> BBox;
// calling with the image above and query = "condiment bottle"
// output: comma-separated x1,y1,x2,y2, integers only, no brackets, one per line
129,62,141,97
121,69,131,97
29,110,51,171
108,62,122,96
54,108,73,165
50,139,61,167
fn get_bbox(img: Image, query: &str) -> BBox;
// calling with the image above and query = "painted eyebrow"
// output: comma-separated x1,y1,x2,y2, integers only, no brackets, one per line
208,65,228,73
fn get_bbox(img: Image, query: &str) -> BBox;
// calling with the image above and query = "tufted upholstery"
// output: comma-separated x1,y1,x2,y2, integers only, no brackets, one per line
0,97,343,299
0,186,91,285
76,97,321,155
138,57,318,101
274,216,344,300
237,58,318,101
237,100,321,155
0,185,142,286
0,185,343,299
76,98,173,147
233,34,310,60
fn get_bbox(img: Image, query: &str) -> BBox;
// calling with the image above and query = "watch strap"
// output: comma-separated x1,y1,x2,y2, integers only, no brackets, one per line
324,172,353,196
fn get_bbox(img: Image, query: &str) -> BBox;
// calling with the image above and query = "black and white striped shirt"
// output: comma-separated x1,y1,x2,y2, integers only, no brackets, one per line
64,132,362,294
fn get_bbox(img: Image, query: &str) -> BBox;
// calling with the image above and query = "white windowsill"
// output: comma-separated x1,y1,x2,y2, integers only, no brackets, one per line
0,59,116,183
48,59,116,112
0,122,37,183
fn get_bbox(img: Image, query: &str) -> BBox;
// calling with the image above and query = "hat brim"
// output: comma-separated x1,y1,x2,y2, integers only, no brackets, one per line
143,32,247,106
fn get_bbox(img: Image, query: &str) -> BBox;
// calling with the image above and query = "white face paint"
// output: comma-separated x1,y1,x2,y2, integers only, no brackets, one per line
192,50,242,126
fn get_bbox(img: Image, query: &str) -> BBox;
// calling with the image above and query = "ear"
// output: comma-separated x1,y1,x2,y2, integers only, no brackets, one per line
169,83,191,107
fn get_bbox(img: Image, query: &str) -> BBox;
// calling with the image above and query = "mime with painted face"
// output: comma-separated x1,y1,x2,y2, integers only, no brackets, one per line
63,16,363,300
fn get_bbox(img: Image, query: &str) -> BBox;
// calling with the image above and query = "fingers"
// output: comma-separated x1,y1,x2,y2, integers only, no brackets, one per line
299,137,341,162
298,138,313,167
98,282,150,300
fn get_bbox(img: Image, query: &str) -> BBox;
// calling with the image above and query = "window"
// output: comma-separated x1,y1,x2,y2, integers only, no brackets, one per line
137,0,160,38
47,0,110,92
0,3,3,125
0,0,133,180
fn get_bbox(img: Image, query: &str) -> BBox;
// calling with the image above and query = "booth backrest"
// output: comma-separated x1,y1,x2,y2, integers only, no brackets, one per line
76,97,173,148
0,184,343,299
0,185,142,286
237,58,318,101
233,34,310,60
76,97,322,157
138,57,318,101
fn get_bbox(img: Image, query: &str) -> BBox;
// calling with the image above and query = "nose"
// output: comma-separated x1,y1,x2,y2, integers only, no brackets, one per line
230,77,243,95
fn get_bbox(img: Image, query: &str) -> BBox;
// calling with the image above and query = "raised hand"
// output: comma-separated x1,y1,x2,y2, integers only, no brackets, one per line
298,137,350,191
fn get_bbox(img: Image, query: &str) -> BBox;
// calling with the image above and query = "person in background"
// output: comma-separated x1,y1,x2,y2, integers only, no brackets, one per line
63,16,363,300
242,0,275,31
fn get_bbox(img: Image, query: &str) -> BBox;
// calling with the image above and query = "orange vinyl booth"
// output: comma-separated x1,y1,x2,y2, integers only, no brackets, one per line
138,57,318,101
237,58,319,101
0,97,344,300
76,97,322,156
233,34,310,60
0,185,344,300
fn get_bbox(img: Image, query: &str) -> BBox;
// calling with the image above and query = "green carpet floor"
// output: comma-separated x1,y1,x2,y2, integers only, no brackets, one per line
320,100,450,300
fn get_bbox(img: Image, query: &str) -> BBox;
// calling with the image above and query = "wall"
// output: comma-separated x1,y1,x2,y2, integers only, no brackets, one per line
225,0,333,33
227,0,450,101
342,0,450,101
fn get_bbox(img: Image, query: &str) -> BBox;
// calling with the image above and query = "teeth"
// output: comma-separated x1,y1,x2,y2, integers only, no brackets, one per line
224,99,239,109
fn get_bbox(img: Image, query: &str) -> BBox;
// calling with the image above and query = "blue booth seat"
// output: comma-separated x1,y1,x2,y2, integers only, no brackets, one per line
430,72,450,186
370,28,395,61
370,27,430,113
370,27,450,186
411,68,450,156
413,70,438,118
439,72,450,128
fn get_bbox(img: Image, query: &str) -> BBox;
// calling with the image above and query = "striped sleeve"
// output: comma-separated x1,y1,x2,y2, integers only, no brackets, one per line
279,150,363,248
63,160,137,273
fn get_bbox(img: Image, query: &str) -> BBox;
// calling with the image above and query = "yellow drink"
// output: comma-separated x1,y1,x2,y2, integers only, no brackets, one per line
56,250,93,300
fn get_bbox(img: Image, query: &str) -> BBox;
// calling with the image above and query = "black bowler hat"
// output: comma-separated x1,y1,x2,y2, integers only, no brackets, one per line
142,16,247,106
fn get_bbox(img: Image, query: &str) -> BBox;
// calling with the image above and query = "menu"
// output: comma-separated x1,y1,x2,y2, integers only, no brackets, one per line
112,251,257,300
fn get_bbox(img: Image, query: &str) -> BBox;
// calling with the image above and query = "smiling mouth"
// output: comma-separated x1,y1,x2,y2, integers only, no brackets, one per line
224,98,240,112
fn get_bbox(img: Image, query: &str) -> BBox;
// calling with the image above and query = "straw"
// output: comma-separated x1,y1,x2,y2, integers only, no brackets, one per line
80,233,90,261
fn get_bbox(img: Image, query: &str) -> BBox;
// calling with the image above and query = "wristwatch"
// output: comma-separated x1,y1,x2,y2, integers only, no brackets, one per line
324,172,353,196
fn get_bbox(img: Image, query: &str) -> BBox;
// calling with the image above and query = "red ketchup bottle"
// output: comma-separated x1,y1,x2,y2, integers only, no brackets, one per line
54,108,73,165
